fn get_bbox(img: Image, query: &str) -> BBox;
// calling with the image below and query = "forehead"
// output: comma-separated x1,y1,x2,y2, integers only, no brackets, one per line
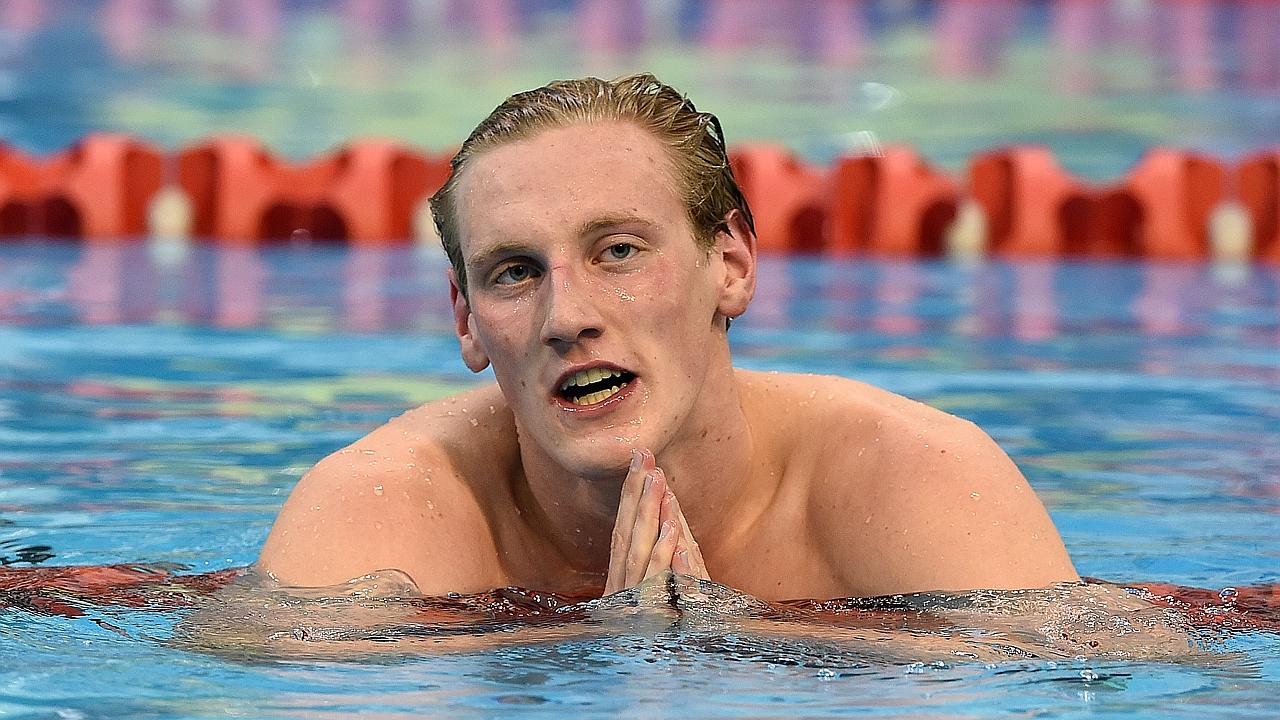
453,121,688,253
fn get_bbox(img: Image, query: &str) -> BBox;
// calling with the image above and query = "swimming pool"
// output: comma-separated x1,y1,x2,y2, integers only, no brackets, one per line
1,242,1276,717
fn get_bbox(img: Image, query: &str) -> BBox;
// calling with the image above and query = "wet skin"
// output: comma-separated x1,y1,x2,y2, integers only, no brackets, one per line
258,121,1079,600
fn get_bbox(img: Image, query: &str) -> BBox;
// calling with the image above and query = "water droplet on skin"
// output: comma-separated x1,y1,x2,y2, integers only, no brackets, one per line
373,485,384,496
425,500,436,510
361,450,375,455
470,418,479,427
374,522,383,530
489,405,496,414
970,492,980,499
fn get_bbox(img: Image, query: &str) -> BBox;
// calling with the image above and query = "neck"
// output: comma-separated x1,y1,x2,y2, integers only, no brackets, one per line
512,366,767,581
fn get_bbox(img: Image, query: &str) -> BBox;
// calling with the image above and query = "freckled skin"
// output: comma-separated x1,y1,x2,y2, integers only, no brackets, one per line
257,122,1078,600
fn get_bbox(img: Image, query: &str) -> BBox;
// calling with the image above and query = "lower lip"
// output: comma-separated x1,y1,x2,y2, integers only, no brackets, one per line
554,378,638,416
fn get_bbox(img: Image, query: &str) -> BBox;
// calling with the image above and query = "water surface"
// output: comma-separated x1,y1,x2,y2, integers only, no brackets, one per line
1,243,1277,717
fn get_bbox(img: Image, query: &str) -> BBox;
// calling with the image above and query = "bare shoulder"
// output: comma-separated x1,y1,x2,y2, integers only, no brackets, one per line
736,369,961,459
737,369,1078,594
257,384,520,593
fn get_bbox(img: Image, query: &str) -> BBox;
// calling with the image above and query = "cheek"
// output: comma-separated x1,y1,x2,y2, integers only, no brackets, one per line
472,306,535,358
639,266,716,320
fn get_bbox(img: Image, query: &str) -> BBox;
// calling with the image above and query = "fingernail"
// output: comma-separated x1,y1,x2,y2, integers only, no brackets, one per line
630,449,642,470
643,473,654,492
659,521,674,539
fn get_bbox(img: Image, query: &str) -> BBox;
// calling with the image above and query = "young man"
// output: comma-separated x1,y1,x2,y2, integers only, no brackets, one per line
258,74,1078,601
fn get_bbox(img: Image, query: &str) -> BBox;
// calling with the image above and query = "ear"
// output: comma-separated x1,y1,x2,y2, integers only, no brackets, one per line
714,209,757,320
449,270,491,373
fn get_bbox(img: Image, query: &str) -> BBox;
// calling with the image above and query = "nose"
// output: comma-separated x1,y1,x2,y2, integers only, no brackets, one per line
539,266,603,350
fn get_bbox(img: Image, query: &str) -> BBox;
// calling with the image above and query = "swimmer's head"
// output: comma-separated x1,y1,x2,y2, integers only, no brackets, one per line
431,73,755,297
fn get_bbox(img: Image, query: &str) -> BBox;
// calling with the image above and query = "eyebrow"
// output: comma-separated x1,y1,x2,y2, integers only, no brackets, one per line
575,212,656,238
465,241,531,275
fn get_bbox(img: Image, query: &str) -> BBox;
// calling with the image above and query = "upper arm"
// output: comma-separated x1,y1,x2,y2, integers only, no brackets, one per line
902,419,1079,589
256,433,504,594
813,403,1079,594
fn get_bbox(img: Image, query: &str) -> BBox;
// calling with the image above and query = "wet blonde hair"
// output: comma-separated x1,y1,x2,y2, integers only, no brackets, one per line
430,73,753,296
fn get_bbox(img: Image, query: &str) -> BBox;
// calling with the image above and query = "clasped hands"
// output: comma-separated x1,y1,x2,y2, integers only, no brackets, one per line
603,449,711,595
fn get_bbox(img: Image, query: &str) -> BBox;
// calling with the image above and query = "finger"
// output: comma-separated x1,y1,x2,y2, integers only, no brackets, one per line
668,493,710,580
672,543,695,575
673,542,709,580
613,449,653,532
642,495,681,581
624,468,667,588
605,449,655,595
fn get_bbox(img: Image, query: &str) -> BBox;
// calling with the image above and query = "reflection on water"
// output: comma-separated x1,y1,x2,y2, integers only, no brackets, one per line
3,564,1263,666
4,244,1279,350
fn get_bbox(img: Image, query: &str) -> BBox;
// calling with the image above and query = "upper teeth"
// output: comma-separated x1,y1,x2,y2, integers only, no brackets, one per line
561,368,625,391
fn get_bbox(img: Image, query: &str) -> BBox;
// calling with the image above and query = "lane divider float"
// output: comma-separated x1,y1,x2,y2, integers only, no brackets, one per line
0,135,1275,264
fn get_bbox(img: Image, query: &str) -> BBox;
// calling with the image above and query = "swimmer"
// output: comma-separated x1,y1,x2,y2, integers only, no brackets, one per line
258,74,1079,601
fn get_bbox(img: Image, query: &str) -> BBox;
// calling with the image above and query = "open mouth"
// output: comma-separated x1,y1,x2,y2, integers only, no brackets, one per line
557,367,636,407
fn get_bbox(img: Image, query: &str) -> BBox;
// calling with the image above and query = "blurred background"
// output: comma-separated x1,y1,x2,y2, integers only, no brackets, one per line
2,0,1276,181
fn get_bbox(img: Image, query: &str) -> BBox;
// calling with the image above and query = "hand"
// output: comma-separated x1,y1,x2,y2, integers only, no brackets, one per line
603,449,710,595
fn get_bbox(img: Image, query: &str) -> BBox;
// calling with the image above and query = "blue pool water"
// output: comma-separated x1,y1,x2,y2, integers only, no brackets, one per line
0,242,1277,717
4,0,1279,178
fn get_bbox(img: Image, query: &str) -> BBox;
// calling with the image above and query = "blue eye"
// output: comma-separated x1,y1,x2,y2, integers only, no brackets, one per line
494,263,540,285
603,243,637,261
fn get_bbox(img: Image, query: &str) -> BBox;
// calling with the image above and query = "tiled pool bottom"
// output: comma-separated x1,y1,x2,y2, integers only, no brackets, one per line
0,242,1276,718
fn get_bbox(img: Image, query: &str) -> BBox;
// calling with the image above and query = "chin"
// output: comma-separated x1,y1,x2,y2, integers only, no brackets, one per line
553,438,637,481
